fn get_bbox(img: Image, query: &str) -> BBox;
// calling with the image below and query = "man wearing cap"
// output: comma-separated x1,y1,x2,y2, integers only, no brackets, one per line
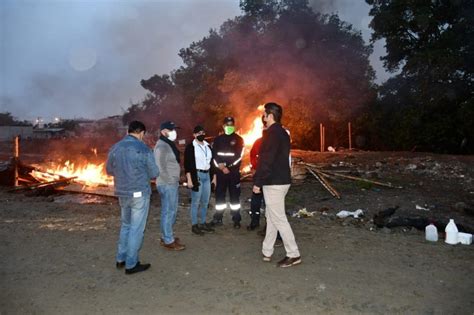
106,120,158,274
184,125,216,235
211,116,245,228
154,121,185,251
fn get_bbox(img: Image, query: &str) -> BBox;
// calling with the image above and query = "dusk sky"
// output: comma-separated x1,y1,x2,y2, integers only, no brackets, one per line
1,0,389,122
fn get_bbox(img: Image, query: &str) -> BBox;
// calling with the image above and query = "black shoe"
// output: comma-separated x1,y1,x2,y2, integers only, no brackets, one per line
211,219,223,226
199,223,215,233
192,224,205,236
125,262,151,274
233,221,241,229
116,261,125,269
247,222,260,231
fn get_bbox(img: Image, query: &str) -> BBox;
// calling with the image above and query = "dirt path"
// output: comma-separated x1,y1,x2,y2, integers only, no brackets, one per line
1,151,474,314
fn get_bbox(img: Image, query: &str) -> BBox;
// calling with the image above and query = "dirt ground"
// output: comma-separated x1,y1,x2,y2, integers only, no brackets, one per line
1,150,474,314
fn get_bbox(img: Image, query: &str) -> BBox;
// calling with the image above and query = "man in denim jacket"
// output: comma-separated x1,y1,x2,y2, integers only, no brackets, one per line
106,121,159,274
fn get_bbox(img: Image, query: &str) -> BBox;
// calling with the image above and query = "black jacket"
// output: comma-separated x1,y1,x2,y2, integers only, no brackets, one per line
212,133,244,169
184,141,215,191
254,123,291,187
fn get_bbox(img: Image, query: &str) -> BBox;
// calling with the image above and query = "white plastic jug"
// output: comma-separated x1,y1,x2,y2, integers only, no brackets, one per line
445,219,459,245
425,223,438,242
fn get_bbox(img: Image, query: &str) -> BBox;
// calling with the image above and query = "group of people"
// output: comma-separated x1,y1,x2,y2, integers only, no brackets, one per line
105,102,301,274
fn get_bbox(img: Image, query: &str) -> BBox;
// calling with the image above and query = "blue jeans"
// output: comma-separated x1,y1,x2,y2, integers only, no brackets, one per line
157,183,179,245
116,195,150,269
190,172,211,225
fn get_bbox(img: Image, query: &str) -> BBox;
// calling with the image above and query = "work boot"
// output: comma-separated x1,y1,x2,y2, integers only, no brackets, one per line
199,223,215,233
247,217,260,231
211,213,223,226
192,224,204,236
233,221,241,229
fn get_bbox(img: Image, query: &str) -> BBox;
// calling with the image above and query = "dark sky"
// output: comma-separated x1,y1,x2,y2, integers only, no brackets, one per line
0,0,389,122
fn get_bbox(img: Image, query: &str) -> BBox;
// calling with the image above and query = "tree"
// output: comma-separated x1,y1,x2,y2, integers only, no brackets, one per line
0,112,32,126
366,0,474,152
127,0,376,149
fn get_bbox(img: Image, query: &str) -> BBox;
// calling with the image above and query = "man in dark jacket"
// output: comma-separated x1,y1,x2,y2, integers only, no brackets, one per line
211,116,245,228
253,103,301,268
184,125,216,235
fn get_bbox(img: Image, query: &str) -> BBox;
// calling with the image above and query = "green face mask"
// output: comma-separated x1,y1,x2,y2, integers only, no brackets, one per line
224,126,235,135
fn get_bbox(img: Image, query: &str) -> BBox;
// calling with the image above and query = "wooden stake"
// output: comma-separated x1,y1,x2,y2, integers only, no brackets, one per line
320,123,323,152
13,136,19,187
348,122,352,150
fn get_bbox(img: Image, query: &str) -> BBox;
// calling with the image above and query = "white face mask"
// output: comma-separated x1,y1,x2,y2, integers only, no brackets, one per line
167,130,177,141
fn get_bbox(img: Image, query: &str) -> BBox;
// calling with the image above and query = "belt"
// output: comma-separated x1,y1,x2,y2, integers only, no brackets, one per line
197,169,209,173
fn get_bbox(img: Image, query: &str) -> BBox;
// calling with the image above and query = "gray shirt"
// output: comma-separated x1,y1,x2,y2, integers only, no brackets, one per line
154,139,180,185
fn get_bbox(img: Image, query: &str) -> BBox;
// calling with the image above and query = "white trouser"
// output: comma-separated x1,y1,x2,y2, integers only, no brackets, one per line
262,184,300,258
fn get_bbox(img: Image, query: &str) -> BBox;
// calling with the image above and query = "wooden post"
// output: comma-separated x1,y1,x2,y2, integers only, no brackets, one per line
322,125,326,152
348,122,352,150
320,123,323,152
13,136,19,186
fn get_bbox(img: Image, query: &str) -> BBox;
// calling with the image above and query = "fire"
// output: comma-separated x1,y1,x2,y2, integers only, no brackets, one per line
241,104,265,146
31,160,113,187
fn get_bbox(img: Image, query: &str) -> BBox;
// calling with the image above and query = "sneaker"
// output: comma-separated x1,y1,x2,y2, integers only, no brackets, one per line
125,262,151,274
233,221,241,229
277,256,301,268
199,223,215,233
160,237,180,247
192,224,204,236
163,241,186,251
262,255,271,262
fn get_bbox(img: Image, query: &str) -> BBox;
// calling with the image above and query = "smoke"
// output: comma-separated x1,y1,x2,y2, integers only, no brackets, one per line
2,0,240,121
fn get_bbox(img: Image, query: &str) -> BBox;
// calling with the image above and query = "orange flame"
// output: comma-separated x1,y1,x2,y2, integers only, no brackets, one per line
241,104,265,146
31,160,113,187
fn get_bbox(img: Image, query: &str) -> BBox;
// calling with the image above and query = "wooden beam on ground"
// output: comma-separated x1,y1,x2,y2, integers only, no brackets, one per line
8,177,77,192
305,166,341,199
318,169,403,189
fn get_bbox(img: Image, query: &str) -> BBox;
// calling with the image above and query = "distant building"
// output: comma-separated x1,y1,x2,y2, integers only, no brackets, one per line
0,126,34,140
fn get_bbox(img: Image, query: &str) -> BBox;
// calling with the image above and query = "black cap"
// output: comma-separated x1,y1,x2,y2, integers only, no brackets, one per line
193,125,205,133
223,116,235,124
160,121,179,130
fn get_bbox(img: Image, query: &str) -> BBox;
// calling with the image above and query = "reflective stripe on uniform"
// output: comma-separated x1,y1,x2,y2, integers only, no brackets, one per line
231,147,246,166
230,204,241,210
217,152,235,156
215,204,227,211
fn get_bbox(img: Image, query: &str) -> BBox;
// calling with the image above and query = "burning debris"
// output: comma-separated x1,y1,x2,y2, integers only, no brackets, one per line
2,136,113,196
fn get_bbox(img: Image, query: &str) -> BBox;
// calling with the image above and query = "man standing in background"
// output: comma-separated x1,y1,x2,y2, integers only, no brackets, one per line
211,117,245,228
154,121,186,251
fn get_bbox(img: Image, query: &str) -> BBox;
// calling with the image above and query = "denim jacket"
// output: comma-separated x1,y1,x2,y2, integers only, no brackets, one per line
106,135,159,197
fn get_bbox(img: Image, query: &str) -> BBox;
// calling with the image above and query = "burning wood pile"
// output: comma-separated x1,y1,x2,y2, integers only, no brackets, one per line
1,136,113,196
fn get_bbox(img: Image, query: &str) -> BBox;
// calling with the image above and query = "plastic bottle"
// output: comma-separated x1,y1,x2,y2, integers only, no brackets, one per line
445,219,459,245
425,223,438,242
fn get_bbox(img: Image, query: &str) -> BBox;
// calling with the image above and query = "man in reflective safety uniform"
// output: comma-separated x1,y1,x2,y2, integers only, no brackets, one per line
211,116,245,228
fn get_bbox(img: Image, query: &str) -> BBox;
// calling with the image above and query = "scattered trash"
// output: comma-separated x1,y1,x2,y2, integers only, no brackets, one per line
292,208,316,218
336,209,364,219
458,232,472,245
425,223,438,242
416,204,430,211
445,219,459,245
327,146,336,153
